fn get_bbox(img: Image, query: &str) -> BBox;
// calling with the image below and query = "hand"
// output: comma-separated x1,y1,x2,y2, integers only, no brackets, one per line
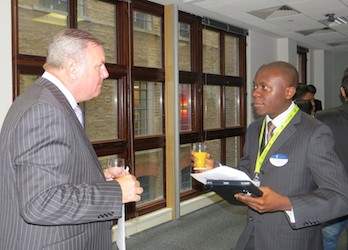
104,166,129,181
234,186,292,213
116,174,143,203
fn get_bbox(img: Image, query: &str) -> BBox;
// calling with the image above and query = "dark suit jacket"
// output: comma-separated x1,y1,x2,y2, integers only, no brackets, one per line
0,78,123,250
235,111,348,250
316,102,348,173
314,99,323,112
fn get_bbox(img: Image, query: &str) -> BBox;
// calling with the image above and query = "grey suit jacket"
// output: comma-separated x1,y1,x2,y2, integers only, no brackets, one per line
0,78,123,250
235,111,348,250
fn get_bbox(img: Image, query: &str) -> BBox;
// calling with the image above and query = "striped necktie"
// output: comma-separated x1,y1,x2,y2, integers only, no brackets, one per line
267,121,275,144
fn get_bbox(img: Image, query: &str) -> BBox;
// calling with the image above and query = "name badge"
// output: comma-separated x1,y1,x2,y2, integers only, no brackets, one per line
269,153,288,167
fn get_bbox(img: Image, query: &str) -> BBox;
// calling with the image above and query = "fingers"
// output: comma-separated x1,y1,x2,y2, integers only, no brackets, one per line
104,167,129,181
116,175,143,203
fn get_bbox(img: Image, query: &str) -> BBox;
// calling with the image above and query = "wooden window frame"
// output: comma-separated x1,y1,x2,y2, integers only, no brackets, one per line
178,12,247,201
297,46,308,84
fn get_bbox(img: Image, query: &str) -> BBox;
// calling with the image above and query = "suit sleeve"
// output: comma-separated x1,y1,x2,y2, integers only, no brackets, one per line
289,124,348,229
12,103,123,225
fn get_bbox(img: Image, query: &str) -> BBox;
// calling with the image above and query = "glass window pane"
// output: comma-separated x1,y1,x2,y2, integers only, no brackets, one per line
19,74,39,95
178,22,191,71
85,79,118,141
205,139,221,163
225,86,240,127
226,137,240,167
203,29,220,74
18,0,68,56
204,85,221,129
180,144,192,192
135,148,164,205
134,81,163,137
78,0,117,63
179,84,192,132
133,11,162,68
225,35,239,76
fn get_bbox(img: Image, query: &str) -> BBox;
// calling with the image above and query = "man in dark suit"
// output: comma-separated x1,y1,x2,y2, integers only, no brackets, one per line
233,61,348,250
316,71,348,250
0,29,143,250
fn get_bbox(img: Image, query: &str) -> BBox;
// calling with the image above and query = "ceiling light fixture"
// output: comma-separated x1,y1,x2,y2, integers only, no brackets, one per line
325,13,347,25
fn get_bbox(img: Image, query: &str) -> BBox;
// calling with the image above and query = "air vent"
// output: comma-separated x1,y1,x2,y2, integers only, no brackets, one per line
249,5,300,20
202,17,248,36
327,41,348,47
297,27,334,36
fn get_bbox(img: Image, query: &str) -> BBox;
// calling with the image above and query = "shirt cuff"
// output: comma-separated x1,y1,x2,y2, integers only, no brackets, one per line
285,209,295,223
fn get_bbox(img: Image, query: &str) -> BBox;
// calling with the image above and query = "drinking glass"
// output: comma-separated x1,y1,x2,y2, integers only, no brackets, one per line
192,142,208,170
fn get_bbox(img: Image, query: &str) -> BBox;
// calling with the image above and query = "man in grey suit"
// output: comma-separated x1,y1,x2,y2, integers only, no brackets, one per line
233,61,348,250
0,29,143,250
316,70,348,250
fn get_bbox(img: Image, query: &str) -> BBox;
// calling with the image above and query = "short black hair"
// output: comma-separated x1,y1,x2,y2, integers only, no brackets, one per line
306,84,317,94
292,84,308,100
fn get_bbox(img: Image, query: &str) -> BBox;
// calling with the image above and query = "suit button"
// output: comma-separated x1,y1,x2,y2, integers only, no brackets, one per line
248,217,253,221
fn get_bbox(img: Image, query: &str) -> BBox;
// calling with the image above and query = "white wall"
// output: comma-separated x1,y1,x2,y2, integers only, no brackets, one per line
247,30,277,124
311,50,325,108
0,1,13,128
276,38,297,66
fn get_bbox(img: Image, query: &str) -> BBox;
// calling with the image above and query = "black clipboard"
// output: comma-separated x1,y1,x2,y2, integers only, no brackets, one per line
205,179,263,205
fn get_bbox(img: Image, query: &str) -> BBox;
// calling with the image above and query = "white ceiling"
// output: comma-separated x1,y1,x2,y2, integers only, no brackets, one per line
153,0,348,51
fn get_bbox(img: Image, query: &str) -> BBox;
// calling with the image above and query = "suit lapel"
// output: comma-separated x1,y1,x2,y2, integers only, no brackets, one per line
38,78,105,176
258,111,301,169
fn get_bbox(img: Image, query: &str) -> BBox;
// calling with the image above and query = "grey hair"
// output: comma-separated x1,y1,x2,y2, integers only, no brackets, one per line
46,29,102,68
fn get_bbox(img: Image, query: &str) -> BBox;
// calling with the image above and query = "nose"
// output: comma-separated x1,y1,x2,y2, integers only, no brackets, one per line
101,64,109,79
252,87,260,98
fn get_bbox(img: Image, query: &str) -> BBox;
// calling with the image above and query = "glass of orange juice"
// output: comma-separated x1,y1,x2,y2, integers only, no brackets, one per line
192,142,208,170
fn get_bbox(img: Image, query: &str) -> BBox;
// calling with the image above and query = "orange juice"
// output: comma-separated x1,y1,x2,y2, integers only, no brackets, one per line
193,151,208,169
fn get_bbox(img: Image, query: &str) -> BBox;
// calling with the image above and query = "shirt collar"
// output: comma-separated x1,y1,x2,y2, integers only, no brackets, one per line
42,71,78,110
266,102,295,128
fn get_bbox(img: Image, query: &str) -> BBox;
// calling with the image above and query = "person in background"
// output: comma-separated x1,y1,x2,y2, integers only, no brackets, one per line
316,69,348,250
0,29,143,250
205,61,348,250
303,84,323,114
293,85,313,115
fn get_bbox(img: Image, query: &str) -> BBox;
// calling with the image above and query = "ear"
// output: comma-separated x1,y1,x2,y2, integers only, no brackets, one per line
285,86,296,100
66,58,79,80
341,86,347,99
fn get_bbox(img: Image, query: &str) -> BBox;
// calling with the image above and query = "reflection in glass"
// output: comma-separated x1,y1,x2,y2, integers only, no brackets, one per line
178,22,191,71
134,81,163,137
204,85,221,129
225,86,240,127
226,137,240,167
203,29,220,74
180,144,192,192
135,148,163,205
78,0,117,63
225,35,239,76
179,84,192,131
205,139,221,163
133,10,162,68
85,79,118,141
19,74,39,95
18,0,68,56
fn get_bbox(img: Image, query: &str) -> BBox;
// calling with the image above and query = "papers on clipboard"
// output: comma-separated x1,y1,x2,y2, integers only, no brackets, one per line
115,204,126,250
190,164,253,185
